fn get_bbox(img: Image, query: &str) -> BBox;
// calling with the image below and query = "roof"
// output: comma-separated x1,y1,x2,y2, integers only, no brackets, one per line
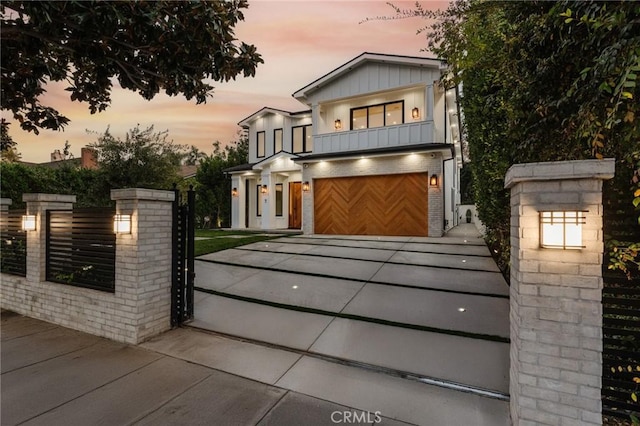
237,107,311,128
292,143,454,163
179,164,198,179
223,163,256,173
292,52,444,101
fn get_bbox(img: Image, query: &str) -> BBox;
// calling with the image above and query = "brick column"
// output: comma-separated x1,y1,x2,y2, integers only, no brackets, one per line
111,188,175,343
22,194,76,283
0,198,11,215
505,159,615,425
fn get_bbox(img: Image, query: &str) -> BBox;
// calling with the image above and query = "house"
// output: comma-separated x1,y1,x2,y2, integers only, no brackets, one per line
227,52,464,237
21,147,98,170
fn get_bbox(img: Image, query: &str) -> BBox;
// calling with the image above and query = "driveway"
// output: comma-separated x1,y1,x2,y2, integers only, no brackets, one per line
189,224,510,425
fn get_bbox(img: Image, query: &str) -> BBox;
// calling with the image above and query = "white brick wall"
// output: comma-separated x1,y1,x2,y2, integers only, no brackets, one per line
0,189,175,345
505,159,614,426
301,152,444,236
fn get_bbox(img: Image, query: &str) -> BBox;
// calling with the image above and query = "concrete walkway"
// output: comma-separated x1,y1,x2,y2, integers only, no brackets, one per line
1,310,415,426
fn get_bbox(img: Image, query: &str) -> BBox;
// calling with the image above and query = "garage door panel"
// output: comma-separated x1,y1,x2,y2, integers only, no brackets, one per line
314,173,428,236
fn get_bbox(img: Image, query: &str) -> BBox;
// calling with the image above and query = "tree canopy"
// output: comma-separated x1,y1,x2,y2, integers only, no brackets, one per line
1,1,262,134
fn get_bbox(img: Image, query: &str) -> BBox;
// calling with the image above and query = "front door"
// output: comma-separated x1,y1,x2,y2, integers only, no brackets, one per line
289,182,302,229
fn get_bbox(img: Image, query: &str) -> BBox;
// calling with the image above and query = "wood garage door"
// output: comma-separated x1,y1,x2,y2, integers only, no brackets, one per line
314,173,428,236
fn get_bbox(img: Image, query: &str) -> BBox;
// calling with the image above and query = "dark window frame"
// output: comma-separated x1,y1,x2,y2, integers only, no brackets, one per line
274,128,283,154
292,124,313,154
350,100,405,130
256,131,266,158
275,183,283,217
256,184,262,217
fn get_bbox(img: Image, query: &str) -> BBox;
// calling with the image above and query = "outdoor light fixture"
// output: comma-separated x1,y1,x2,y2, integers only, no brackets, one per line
113,214,132,234
261,185,268,194
21,215,36,231
334,119,342,130
412,107,420,119
302,181,310,192
231,187,238,197
539,211,586,249
429,174,439,187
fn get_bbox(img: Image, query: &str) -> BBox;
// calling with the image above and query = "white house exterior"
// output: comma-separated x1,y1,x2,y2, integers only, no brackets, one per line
227,53,464,237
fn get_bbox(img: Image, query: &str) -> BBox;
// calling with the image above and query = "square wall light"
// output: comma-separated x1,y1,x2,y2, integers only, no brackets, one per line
22,215,36,231
113,214,132,234
540,211,586,249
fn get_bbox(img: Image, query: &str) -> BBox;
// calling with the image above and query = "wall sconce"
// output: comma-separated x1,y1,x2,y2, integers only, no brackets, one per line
540,211,585,249
429,174,439,187
261,185,268,194
113,214,132,234
412,107,420,119
22,215,36,231
334,119,342,130
302,181,310,192
231,187,238,197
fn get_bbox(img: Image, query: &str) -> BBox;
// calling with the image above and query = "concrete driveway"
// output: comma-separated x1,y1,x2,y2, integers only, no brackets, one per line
186,224,510,425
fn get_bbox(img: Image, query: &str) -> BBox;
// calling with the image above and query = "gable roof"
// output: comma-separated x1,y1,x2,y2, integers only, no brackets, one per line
292,52,445,101
238,106,311,128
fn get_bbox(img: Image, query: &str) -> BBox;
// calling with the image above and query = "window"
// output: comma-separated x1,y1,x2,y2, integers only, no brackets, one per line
256,185,262,216
274,129,283,153
350,101,404,130
257,131,265,158
292,125,312,154
275,184,283,216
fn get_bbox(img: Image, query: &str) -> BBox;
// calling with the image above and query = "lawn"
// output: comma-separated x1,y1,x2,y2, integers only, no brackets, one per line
194,229,286,256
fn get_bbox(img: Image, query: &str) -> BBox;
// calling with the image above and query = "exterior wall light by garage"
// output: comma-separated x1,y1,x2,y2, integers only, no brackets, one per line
429,174,439,187
231,187,238,197
539,211,586,249
261,185,268,194
412,107,420,119
113,214,132,234
302,181,310,192
22,215,36,231
334,119,342,130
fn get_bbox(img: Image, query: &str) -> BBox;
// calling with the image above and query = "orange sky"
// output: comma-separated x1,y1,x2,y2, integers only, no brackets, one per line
4,1,449,163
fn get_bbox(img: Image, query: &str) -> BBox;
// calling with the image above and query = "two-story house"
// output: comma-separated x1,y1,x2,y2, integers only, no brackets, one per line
227,52,464,237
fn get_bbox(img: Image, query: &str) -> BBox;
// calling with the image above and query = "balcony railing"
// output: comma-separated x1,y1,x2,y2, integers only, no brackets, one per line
313,121,435,155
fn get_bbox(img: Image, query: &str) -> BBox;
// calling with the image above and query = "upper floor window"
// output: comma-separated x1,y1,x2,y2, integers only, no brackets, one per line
257,131,265,158
274,128,283,153
292,125,313,154
351,101,404,130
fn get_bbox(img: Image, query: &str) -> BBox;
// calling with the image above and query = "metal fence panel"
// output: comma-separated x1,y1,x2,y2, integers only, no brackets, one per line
0,209,27,276
46,208,116,292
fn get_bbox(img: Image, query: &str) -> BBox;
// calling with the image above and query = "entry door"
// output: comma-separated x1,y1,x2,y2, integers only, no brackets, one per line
244,179,249,228
289,182,302,229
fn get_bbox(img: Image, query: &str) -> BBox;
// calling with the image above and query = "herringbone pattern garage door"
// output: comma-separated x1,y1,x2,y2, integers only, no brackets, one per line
314,173,428,236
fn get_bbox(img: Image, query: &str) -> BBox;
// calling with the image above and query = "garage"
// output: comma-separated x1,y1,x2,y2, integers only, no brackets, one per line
313,172,429,236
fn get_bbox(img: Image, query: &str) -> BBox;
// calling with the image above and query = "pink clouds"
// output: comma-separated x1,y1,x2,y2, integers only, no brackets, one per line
6,1,448,163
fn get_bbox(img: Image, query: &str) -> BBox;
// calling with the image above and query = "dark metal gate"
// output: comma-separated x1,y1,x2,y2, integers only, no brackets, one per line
171,185,195,326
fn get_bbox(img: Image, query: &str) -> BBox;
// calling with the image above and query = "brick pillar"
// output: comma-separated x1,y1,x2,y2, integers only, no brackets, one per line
22,194,76,283
505,159,615,425
111,188,175,343
0,198,11,215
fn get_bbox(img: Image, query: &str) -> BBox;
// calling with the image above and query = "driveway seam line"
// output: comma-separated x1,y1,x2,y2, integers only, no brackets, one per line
285,235,487,248
193,287,509,343
2,339,102,375
195,259,508,299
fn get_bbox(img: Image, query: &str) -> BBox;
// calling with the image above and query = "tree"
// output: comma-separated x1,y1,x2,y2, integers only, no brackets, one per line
184,145,205,166
195,135,248,228
1,1,263,134
89,125,187,190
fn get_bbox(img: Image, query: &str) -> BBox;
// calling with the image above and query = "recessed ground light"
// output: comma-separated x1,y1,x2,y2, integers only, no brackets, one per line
463,239,468,243
458,307,466,312
265,244,269,247
462,259,467,263
292,285,298,289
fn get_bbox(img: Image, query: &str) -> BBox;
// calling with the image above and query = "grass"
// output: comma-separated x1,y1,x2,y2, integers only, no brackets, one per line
194,229,285,257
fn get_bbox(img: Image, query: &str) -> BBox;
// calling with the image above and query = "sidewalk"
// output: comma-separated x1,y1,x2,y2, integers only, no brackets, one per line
1,310,409,426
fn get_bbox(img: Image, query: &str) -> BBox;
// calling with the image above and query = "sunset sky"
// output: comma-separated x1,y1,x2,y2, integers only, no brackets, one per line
4,1,449,163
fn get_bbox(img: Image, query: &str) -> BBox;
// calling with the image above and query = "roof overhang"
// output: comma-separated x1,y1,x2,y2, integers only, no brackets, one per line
293,52,445,103
238,106,311,128
292,143,454,164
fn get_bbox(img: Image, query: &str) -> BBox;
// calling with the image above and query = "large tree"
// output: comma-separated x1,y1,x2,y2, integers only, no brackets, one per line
1,1,262,133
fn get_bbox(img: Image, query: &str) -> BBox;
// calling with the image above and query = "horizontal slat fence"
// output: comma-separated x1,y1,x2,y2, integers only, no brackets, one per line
46,208,116,292
0,209,27,276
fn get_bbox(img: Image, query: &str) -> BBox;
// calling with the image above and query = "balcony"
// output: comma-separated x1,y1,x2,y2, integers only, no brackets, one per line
313,121,434,155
